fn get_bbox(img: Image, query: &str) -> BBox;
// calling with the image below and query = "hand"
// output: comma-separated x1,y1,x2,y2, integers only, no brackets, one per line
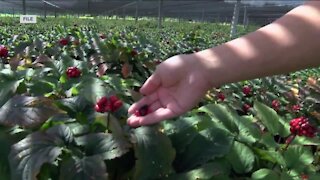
127,54,213,127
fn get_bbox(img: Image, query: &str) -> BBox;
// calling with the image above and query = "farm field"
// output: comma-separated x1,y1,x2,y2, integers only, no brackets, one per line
0,17,319,180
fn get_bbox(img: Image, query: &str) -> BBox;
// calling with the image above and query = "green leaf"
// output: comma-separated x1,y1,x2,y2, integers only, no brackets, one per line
253,148,285,166
198,104,239,133
259,132,278,149
0,128,14,180
175,127,234,171
9,125,73,180
254,101,284,136
236,116,262,144
59,156,108,180
75,133,131,160
226,141,255,174
0,79,22,107
162,115,213,154
165,162,228,180
283,146,314,171
0,95,65,128
252,169,279,180
77,76,111,102
292,136,320,146
56,96,91,115
131,126,175,180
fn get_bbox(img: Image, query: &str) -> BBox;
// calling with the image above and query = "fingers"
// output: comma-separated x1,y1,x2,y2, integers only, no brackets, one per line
140,73,161,95
128,92,158,114
127,107,176,127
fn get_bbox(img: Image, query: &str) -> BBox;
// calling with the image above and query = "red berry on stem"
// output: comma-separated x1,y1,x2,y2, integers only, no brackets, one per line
242,104,251,113
0,45,8,58
59,38,69,46
289,117,317,138
112,100,123,112
131,49,138,57
242,86,251,96
217,92,225,101
66,67,81,78
292,104,301,112
271,99,280,111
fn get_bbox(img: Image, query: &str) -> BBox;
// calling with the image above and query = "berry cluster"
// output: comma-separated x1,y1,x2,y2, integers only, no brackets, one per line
271,99,280,111
216,92,225,101
242,86,251,96
291,104,301,112
242,104,251,113
0,45,8,58
134,105,152,117
95,95,123,113
59,38,69,46
289,117,317,138
131,49,138,57
66,67,81,78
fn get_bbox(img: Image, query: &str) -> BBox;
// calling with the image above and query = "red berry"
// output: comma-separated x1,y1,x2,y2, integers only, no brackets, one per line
135,105,151,117
66,67,81,78
59,38,69,46
95,95,122,113
292,104,301,112
131,49,138,57
301,174,308,180
95,104,103,113
271,100,280,111
112,100,123,112
242,86,251,96
97,97,108,107
109,95,119,104
0,45,8,58
242,104,251,113
216,92,225,101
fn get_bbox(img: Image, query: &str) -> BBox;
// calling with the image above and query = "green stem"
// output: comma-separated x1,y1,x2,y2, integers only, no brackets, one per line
106,112,110,130
272,134,296,169
283,134,296,151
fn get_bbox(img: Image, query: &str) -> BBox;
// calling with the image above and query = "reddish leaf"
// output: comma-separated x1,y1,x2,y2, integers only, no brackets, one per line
96,63,108,77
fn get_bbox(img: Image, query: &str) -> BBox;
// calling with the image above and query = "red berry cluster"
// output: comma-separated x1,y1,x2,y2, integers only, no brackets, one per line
0,45,8,58
289,117,317,138
271,100,280,111
59,38,69,46
216,92,225,101
242,104,251,113
95,95,123,113
134,105,152,117
131,49,138,57
66,67,81,78
292,104,301,112
242,86,251,96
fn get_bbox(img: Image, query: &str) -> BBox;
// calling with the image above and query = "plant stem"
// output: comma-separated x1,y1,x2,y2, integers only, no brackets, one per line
106,112,110,130
283,134,296,151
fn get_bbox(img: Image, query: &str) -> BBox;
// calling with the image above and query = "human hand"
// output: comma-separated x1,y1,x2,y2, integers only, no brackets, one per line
127,54,213,127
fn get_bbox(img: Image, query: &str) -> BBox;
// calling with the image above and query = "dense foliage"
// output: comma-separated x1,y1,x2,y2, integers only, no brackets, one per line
0,17,319,180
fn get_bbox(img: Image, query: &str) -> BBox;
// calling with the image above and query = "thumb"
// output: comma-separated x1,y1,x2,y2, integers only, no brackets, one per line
140,73,161,95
